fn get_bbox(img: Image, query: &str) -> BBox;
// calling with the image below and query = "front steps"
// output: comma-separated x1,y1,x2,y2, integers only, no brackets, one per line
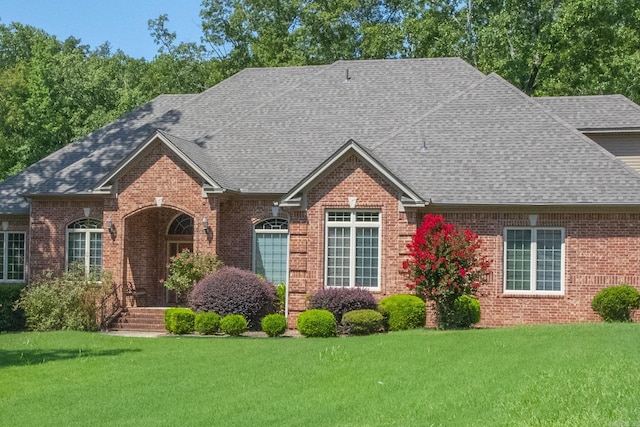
110,307,167,332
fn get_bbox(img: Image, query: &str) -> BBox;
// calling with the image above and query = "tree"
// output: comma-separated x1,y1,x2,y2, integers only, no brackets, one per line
403,214,491,329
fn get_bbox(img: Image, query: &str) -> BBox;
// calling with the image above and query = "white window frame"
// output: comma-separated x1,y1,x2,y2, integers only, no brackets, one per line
252,218,290,285
503,227,565,295
325,210,381,290
65,219,103,276
0,231,26,283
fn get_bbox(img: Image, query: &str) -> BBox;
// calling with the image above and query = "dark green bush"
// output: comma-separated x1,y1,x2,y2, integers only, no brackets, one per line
309,287,377,323
220,314,247,336
17,267,110,331
450,295,481,328
297,309,336,337
0,283,26,332
194,312,220,335
378,294,426,331
261,313,287,337
341,309,384,335
592,285,640,322
165,308,195,334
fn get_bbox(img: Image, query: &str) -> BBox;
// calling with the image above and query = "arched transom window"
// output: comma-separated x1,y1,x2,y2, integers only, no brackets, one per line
168,214,194,235
67,218,102,275
253,218,289,284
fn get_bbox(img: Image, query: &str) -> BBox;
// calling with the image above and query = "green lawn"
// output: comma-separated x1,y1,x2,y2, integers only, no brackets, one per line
1,324,639,426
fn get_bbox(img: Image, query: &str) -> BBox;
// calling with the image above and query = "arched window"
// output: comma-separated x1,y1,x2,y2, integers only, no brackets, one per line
67,218,103,276
168,214,194,235
253,218,289,284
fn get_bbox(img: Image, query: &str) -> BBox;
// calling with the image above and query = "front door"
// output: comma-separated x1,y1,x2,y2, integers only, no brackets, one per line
166,241,194,305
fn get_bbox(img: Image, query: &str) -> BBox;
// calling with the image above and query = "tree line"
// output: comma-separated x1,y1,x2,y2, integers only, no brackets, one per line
1,0,639,180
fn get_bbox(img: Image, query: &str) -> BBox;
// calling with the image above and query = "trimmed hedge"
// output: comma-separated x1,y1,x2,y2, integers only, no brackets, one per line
297,309,336,337
341,309,383,335
188,267,277,329
378,294,426,331
0,283,26,332
220,314,247,336
309,288,377,323
261,313,287,337
194,312,220,335
451,295,481,328
165,308,195,334
592,285,640,322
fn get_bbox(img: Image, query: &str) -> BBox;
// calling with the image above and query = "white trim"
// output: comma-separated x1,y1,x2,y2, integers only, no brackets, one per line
503,227,565,295
0,231,26,283
65,220,104,276
324,209,381,290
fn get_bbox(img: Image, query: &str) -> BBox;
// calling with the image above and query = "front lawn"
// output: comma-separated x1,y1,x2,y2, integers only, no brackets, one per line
1,324,639,426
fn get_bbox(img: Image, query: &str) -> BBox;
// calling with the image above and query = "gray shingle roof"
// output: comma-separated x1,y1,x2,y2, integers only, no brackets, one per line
3,58,640,214
535,95,640,130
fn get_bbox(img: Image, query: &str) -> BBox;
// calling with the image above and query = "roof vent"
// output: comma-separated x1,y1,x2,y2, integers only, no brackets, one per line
345,68,351,82
420,140,428,153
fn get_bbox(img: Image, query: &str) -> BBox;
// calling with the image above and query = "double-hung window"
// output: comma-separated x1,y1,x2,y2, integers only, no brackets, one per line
0,232,26,282
67,219,103,276
253,218,289,285
325,211,380,289
504,227,564,294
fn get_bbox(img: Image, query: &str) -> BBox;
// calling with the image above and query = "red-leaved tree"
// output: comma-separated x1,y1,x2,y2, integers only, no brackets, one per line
403,214,491,329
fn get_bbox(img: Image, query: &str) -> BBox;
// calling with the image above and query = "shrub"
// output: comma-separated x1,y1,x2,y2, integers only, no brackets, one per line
592,285,640,322
220,314,247,336
16,266,110,332
451,295,481,328
0,283,26,332
261,313,287,337
275,283,286,314
341,309,384,335
309,288,377,323
165,308,195,334
162,250,222,302
378,294,426,331
194,312,220,335
188,267,277,329
297,309,336,337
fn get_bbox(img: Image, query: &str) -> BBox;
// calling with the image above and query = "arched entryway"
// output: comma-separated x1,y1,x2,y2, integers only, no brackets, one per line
123,208,194,306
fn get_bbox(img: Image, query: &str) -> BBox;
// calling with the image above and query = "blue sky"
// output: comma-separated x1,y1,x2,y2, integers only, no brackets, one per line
0,0,204,60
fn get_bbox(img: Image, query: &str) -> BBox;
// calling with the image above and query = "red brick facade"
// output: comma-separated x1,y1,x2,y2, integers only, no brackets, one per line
13,143,640,327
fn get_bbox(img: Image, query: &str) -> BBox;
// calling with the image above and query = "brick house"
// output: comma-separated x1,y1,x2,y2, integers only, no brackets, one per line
2,58,640,327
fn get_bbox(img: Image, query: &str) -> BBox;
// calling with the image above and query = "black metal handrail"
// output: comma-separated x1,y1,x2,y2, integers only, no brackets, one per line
99,282,124,331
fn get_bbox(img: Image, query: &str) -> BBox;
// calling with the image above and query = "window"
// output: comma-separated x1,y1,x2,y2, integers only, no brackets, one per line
504,228,564,293
67,219,103,275
325,211,380,288
253,218,288,284
0,232,25,282
168,214,194,235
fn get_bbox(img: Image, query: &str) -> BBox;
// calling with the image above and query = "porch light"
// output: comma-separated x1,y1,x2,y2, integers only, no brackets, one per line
106,216,116,238
202,217,211,234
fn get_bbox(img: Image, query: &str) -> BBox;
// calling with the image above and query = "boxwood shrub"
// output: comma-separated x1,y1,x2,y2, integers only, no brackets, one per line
592,285,640,322
194,312,220,335
341,309,383,335
297,309,336,337
451,295,481,328
188,267,277,329
309,288,377,323
220,314,247,336
261,313,287,337
165,308,195,334
378,294,426,331
0,283,26,332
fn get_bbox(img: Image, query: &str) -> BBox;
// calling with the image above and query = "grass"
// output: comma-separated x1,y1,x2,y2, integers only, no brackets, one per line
1,324,639,426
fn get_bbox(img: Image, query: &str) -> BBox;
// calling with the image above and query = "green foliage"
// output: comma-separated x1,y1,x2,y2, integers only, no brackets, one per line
194,312,220,335
341,309,383,336
450,295,481,329
297,309,336,338
16,266,110,331
261,313,287,337
378,294,426,331
165,308,195,334
220,314,247,336
592,285,640,322
275,283,286,314
0,283,26,331
162,249,222,302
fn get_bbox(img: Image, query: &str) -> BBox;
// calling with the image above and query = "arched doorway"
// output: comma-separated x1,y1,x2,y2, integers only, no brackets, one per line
165,213,194,304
